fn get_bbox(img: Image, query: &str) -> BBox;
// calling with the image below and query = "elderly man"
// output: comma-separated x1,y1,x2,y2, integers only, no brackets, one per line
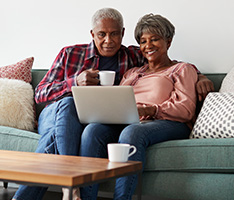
12,7,213,200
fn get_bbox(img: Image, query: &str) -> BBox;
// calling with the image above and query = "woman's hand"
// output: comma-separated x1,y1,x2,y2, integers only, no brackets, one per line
137,104,157,120
196,74,214,101
76,69,99,86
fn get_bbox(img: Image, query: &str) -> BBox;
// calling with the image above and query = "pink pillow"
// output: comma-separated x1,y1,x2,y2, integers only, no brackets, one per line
0,57,34,83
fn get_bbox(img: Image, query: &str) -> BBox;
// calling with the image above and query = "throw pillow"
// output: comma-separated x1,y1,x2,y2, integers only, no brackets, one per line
190,92,234,139
0,78,35,131
0,57,34,83
219,66,234,93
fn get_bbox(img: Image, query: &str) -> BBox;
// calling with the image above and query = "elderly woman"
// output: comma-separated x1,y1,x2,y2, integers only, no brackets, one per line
79,14,198,200
115,14,198,199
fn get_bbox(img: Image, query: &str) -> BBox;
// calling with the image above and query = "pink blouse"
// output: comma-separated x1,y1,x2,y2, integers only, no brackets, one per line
120,62,198,123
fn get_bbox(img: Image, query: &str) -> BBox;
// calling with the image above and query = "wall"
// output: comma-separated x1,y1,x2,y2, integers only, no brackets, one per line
1,0,234,73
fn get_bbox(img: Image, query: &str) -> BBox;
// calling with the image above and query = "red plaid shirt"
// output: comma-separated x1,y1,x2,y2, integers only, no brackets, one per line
35,41,145,104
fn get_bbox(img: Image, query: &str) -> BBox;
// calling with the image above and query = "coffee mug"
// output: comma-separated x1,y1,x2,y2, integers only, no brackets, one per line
99,71,116,86
107,143,137,162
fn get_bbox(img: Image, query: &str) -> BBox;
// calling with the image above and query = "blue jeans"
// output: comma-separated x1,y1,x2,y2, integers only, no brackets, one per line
13,97,84,200
79,123,126,200
79,120,190,200
13,97,191,200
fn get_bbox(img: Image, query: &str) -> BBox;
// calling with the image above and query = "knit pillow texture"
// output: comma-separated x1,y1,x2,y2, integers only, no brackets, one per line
0,57,34,83
219,66,234,93
190,92,234,138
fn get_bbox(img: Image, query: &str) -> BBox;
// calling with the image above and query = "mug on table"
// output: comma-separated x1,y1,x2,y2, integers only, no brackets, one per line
107,143,137,162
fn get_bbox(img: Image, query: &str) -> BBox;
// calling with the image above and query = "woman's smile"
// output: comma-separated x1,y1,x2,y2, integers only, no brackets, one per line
146,50,157,55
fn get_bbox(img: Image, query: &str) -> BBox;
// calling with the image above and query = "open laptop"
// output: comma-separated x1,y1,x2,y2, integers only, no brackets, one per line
71,86,140,124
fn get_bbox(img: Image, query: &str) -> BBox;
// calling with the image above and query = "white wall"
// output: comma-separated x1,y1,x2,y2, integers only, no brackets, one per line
1,0,234,73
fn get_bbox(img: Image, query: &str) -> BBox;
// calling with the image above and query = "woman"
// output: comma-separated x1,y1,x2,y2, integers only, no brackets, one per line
115,14,197,199
79,13,198,200
120,13,197,126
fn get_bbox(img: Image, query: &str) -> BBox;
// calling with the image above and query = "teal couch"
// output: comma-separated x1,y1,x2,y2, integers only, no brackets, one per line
1,70,233,200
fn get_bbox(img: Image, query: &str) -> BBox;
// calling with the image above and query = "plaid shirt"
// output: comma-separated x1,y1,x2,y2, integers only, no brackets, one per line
35,41,145,104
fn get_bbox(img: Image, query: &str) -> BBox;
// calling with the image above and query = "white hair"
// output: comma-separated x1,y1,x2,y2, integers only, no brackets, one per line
91,8,124,29
135,14,175,44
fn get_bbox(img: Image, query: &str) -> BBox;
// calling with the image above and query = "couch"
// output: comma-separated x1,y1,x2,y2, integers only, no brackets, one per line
1,70,233,200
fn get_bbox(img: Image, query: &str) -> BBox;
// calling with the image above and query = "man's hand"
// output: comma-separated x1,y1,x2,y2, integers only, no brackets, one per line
196,74,214,101
76,69,99,86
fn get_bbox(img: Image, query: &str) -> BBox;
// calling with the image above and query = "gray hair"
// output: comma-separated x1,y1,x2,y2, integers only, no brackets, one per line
134,14,175,44
91,8,124,29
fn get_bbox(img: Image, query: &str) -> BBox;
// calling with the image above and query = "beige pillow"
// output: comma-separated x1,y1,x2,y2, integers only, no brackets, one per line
0,78,35,131
219,67,234,93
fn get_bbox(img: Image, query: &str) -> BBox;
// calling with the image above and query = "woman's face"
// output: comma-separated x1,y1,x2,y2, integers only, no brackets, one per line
139,32,171,63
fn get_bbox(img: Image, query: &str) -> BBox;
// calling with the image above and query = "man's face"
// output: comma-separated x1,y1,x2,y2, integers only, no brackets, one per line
91,18,125,57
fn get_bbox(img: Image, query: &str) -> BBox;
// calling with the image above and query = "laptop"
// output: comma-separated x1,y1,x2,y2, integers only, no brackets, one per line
71,86,140,124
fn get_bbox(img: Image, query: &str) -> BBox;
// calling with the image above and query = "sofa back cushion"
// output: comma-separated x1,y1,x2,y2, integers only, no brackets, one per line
204,73,226,92
31,69,48,120
31,71,227,121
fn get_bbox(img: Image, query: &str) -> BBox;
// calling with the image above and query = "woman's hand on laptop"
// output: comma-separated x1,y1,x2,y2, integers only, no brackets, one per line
137,103,157,120
76,69,99,86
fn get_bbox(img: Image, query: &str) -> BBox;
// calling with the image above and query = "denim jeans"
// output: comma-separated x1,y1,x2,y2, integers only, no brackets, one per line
79,123,126,200
79,120,190,200
13,97,84,200
13,96,191,200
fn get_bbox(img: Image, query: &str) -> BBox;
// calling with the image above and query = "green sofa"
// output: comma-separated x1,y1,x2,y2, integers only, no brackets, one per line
1,70,233,200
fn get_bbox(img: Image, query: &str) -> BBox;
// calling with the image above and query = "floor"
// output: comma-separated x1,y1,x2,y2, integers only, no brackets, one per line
0,184,164,200
0,186,111,200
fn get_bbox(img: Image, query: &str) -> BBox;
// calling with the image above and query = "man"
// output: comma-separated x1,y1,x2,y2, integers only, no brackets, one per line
13,7,214,200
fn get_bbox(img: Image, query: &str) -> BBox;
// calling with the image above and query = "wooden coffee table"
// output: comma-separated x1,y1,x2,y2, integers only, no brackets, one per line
0,150,142,200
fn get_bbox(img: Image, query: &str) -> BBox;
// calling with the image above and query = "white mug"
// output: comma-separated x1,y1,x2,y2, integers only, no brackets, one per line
99,71,116,86
107,143,137,162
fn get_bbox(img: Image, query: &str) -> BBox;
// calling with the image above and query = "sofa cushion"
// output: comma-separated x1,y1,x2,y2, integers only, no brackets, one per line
99,138,234,198
0,125,40,152
99,171,234,199
190,92,234,139
144,138,234,172
0,57,34,83
0,78,35,131
141,171,234,199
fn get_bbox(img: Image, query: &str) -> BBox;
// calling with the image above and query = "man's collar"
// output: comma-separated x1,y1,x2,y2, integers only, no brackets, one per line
84,41,99,60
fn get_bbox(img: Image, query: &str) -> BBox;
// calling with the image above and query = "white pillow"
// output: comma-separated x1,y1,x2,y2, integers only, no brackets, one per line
190,92,234,139
0,78,34,131
220,66,234,93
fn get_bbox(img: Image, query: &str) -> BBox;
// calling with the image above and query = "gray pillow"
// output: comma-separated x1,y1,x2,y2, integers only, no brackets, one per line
190,92,234,139
220,67,234,93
